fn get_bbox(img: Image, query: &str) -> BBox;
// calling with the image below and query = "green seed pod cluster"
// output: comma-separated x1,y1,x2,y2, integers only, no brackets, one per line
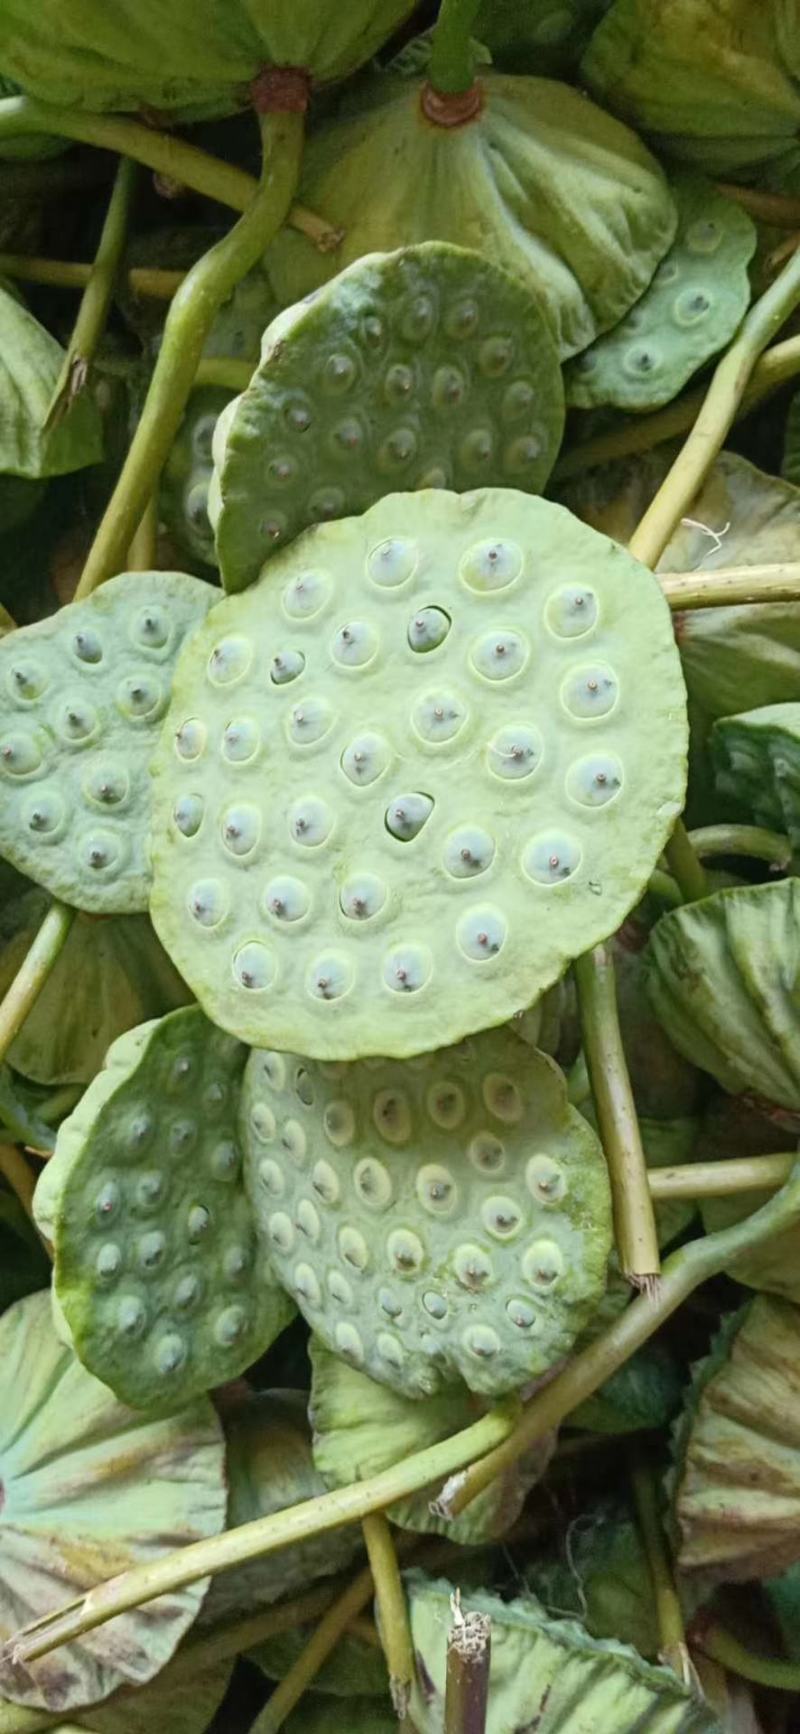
149,487,687,1059
240,1032,612,1399
0,570,216,912
712,702,800,849
34,1006,296,1412
210,243,565,591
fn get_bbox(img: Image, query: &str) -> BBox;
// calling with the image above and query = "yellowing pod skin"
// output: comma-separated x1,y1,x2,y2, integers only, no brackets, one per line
149,488,688,1060
240,1034,612,1400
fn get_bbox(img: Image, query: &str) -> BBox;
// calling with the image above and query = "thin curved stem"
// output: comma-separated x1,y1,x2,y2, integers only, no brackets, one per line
0,903,75,1068
715,182,800,230
661,564,800,609
648,1153,793,1201
193,358,253,393
574,945,660,1285
630,1450,688,1681
440,1162,800,1516
694,1621,800,1691
0,253,185,299
248,1563,376,1733
428,0,482,93
73,110,303,598
689,824,793,867
46,155,136,428
362,1514,415,1719
664,824,708,904
628,247,800,569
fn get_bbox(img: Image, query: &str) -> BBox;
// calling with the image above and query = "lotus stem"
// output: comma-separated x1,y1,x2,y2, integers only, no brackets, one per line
0,253,186,299
73,109,303,598
0,1142,38,1223
441,1161,800,1516
689,824,793,867
628,246,800,570
45,155,137,429
0,902,74,1069
428,0,482,95
126,496,159,571
362,1513,415,1720
693,1621,800,1691
444,1594,491,1734
247,1562,377,1733
574,945,661,1286
554,332,800,479
648,868,683,907
648,1153,794,1200
661,564,800,609
629,1450,689,1682
664,823,708,903
193,358,254,393
715,182,800,230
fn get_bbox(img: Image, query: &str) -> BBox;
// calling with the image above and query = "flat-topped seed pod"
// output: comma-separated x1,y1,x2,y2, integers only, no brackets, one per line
209,244,564,591
240,1033,612,1399
566,176,755,411
0,570,216,913
645,879,800,1113
34,1006,295,1412
0,1290,225,1712
149,489,688,1059
712,703,800,849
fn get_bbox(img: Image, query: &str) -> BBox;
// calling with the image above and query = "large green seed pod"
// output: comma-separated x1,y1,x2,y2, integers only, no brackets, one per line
565,176,755,412
669,1296,800,1583
309,1337,547,1543
0,1290,226,1711
240,1033,612,1400
0,570,216,913
264,71,677,361
210,243,565,591
149,488,688,1058
711,703,800,849
405,1574,718,1733
34,1007,295,1412
645,879,800,1114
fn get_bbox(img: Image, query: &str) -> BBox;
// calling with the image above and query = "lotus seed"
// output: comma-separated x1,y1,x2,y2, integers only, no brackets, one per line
373,1088,412,1144
454,1244,494,1290
72,629,103,664
387,1228,425,1274
353,1156,392,1208
416,1163,458,1215
468,1132,506,1173
328,1269,354,1308
296,1197,321,1241
311,1159,340,1204
293,1262,322,1307
95,1243,122,1281
522,1238,565,1289
385,792,434,841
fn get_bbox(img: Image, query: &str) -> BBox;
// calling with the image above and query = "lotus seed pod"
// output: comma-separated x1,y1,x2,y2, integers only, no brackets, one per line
264,72,677,362
162,387,232,572
210,243,564,590
645,879,800,1114
202,1387,361,1622
309,1337,550,1542
566,175,755,411
712,703,800,849
0,1290,226,1711
0,569,216,913
669,1296,800,1583
405,1573,719,1734
0,882,190,1085
34,1006,295,1412
150,487,687,1058
240,1032,612,1400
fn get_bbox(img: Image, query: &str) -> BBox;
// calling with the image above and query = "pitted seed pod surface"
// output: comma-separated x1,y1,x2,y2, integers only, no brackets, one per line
240,1032,612,1399
34,1005,295,1412
150,488,687,1058
0,570,216,912
210,243,565,592
566,175,756,411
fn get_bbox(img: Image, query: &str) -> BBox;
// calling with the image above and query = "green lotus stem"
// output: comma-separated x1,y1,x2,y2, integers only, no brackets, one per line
193,358,254,393
248,1562,377,1733
0,253,185,299
628,246,800,571
649,1153,794,1201
362,1513,415,1720
0,902,74,1069
126,496,159,571
45,155,137,429
73,110,303,599
555,332,800,479
648,868,683,907
689,824,793,867
661,564,800,609
629,1450,688,1680
574,945,661,1286
0,1142,38,1223
693,1621,800,1691
716,182,800,230
428,0,482,94
445,1598,491,1734
664,823,708,903
4,1403,515,1668
441,1161,800,1516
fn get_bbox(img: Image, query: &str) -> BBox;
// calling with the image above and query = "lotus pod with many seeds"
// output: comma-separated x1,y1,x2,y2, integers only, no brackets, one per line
645,880,800,1115
711,704,800,849
149,488,688,1058
264,72,677,361
209,243,564,591
0,1289,226,1711
240,1033,612,1400
565,176,755,411
405,1574,719,1734
669,1296,800,1583
0,570,216,913
34,1006,295,1413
